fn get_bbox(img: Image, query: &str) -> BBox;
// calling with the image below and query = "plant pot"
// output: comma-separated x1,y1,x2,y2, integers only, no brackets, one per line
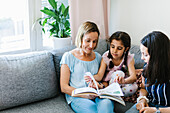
52,37,71,49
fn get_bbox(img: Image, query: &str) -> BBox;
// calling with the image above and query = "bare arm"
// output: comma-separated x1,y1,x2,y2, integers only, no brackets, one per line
125,58,137,84
60,64,97,99
136,76,149,111
60,64,75,95
93,58,107,81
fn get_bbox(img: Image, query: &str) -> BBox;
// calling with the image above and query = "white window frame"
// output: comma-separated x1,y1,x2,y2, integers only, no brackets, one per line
0,0,43,55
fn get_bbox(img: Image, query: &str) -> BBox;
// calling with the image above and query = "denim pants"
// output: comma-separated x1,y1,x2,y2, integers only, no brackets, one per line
126,102,165,113
70,97,114,113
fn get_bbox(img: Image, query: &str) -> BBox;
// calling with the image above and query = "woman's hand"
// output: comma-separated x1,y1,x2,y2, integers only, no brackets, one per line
139,107,156,113
84,75,92,84
136,99,149,111
80,94,97,100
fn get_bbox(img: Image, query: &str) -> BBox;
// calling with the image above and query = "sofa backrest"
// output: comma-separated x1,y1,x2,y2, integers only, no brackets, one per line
0,51,58,110
130,45,145,69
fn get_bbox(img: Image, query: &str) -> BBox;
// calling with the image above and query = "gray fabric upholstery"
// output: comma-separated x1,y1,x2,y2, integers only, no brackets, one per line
94,39,108,55
0,94,74,113
0,51,58,110
130,45,145,69
114,102,134,113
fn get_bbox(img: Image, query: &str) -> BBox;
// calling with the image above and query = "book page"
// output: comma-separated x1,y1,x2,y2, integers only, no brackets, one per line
99,83,124,96
72,87,98,96
99,95,125,106
84,72,99,92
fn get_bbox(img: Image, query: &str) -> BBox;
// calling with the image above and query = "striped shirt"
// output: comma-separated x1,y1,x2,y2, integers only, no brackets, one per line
145,78,170,106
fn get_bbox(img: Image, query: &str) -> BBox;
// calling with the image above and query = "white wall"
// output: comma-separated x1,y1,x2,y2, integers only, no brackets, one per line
109,0,170,45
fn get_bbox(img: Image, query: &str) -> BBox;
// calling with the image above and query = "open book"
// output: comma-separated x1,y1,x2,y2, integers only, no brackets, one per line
71,72,125,106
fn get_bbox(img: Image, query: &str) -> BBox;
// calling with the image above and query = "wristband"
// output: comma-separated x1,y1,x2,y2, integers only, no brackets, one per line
155,107,161,113
137,96,149,103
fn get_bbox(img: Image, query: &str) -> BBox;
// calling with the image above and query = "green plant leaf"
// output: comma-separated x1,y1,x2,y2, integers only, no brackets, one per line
61,3,65,15
42,18,48,26
42,28,45,33
63,6,69,18
40,8,57,18
38,0,71,38
48,0,57,10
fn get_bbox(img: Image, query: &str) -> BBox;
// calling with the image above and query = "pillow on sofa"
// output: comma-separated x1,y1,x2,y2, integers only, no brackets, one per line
0,51,58,110
130,45,145,69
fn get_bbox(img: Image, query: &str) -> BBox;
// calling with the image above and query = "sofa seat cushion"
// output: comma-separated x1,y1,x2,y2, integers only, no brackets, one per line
0,94,74,113
0,51,58,110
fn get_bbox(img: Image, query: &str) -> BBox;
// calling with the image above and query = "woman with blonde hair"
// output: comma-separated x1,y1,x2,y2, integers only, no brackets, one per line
60,21,114,113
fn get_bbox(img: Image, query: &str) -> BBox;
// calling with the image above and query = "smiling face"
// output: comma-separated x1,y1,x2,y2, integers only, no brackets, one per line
140,44,150,64
110,39,127,60
81,32,98,54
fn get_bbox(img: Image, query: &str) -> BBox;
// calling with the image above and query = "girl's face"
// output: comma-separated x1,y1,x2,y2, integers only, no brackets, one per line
140,44,150,64
81,32,98,54
110,39,127,60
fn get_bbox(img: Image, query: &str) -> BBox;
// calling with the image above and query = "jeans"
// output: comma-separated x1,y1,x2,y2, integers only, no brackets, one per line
125,102,166,113
70,97,114,113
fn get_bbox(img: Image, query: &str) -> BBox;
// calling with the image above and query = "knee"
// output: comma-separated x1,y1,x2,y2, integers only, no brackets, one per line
100,99,114,108
102,99,113,104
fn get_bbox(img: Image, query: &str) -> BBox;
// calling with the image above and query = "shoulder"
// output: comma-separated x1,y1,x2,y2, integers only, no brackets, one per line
62,51,72,58
102,50,110,65
94,52,102,61
127,52,135,59
94,51,101,57
102,50,109,57
127,52,135,65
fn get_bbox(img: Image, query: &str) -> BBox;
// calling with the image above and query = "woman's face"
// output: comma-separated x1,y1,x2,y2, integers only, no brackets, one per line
110,39,127,60
81,32,98,54
140,44,150,64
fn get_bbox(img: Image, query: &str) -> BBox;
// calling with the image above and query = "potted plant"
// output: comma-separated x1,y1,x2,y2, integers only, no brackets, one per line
39,0,71,49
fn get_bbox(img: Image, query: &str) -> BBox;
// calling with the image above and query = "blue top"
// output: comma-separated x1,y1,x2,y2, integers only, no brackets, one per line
145,79,170,106
143,64,170,106
60,51,102,104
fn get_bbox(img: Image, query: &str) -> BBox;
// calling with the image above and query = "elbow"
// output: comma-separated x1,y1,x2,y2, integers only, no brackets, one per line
60,87,65,93
132,76,137,82
129,76,137,83
60,84,67,93
94,74,103,81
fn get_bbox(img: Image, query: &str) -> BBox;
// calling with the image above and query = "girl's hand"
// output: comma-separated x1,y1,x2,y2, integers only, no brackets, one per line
136,99,149,111
139,107,156,113
88,81,102,89
114,76,125,84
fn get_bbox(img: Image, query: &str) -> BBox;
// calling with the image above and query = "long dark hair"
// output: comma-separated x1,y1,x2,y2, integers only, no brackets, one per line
141,31,170,85
108,31,131,72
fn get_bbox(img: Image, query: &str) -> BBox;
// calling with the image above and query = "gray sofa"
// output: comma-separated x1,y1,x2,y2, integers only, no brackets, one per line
0,39,144,113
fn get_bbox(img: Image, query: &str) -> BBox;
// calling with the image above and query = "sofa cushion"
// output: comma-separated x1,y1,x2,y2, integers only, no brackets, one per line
94,39,108,55
50,45,76,80
130,45,145,69
0,51,58,110
0,94,74,113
